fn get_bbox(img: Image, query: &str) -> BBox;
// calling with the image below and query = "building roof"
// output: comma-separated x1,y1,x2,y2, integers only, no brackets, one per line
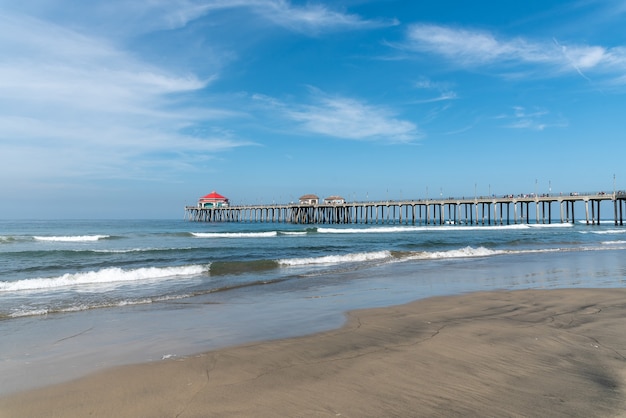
200,191,228,200
324,195,345,201
299,194,319,200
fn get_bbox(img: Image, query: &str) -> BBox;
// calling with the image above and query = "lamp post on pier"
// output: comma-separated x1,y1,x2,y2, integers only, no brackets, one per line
549,180,551,196
614,174,616,198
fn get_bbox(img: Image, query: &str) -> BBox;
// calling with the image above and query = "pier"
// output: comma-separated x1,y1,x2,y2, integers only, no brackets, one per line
185,192,626,226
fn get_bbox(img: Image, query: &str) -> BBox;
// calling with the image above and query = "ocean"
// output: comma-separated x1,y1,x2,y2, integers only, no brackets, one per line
1,218,626,394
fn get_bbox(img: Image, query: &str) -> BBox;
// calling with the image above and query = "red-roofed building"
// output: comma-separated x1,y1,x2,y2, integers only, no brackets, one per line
198,191,230,208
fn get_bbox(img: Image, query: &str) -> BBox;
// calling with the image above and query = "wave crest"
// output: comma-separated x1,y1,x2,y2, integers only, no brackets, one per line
191,231,277,238
278,250,392,266
0,264,209,292
34,235,110,242
419,246,504,259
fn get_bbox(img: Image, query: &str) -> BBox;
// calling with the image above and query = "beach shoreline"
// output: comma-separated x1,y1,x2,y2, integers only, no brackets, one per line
2,288,625,417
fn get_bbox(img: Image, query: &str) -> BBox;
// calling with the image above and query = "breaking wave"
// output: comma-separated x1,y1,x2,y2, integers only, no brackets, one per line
191,231,278,238
34,235,111,242
278,251,393,266
0,264,209,292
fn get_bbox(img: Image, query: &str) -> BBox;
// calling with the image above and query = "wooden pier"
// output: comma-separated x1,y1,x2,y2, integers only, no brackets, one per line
185,192,626,226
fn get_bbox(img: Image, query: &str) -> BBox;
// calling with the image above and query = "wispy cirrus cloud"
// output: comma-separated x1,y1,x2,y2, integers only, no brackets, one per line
251,0,398,33
111,0,385,34
0,0,396,187
8,0,395,36
403,23,626,83
406,24,542,65
413,77,458,103
140,0,391,32
0,11,250,182
496,106,568,131
254,91,420,143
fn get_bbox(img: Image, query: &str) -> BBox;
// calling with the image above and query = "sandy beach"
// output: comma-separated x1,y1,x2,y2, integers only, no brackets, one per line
2,288,626,417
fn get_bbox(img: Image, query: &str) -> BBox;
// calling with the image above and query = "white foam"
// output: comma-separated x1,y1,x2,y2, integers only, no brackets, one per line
8,293,196,318
34,235,109,242
419,246,504,259
318,226,420,234
278,246,515,267
9,308,50,318
601,240,626,245
318,224,533,234
412,246,581,261
526,223,573,228
191,231,277,238
0,264,209,292
92,248,151,253
91,247,192,254
278,250,392,266
577,220,616,225
582,229,626,235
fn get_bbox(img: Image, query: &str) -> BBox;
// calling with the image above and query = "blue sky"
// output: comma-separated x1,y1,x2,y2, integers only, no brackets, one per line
1,0,625,219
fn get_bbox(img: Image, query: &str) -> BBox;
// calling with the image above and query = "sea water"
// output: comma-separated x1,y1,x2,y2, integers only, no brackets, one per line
1,219,625,394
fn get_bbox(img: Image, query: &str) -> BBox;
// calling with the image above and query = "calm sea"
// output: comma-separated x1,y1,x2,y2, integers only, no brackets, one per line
1,218,626,394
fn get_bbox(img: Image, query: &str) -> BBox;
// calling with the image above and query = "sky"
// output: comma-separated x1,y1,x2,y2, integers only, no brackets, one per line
1,0,625,219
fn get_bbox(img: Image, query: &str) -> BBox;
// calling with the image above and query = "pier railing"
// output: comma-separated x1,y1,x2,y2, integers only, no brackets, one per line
185,192,626,226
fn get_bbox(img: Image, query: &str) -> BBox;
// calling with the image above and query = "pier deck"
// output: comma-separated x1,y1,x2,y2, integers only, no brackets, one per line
185,193,626,225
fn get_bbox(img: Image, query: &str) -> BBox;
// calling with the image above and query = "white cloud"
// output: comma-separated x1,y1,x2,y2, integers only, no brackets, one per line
497,106,568,131
0,12,208,101
6,0,394,36
406,24,547,66
404,24,626,83
0,11,248,182
413,77,457,103
0,0,395,188
253,0,397,33
286,95,419,143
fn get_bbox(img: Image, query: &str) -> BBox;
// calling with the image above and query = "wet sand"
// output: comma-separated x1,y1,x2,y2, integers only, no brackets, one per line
2,288,626,417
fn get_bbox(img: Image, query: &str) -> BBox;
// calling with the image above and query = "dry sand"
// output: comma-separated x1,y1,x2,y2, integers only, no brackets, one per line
2,288,626,417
